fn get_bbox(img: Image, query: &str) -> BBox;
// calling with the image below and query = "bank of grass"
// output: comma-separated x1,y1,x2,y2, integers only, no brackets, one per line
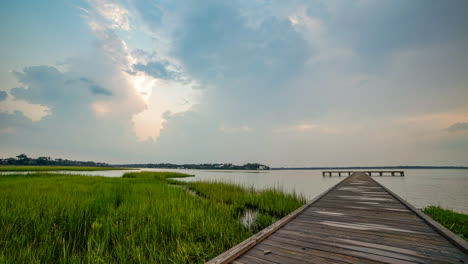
422,206,468,241
0,165,128,171
0,171,304,263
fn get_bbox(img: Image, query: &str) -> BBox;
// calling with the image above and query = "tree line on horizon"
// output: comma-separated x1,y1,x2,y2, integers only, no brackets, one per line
0,154,271,170
117,163,270,170
0,154,110,167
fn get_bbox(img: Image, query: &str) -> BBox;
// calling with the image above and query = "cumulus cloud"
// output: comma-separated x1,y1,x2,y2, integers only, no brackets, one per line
10,66,115,114
1,0,467,165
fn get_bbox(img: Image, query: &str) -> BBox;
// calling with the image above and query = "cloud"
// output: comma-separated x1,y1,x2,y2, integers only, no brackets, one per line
0,91,7,102
1,0,468,165
10,66,115,113
220,124,251,134
89,85,113,96
447,122,468,132
86,0,131,31
324,0,468,63
132,61,182,81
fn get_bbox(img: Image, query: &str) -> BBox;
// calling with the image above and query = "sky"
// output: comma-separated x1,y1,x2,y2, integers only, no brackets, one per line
0,0,467,166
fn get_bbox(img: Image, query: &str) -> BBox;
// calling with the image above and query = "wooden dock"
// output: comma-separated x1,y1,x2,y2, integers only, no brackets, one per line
208,172,468,264
322,171,405,177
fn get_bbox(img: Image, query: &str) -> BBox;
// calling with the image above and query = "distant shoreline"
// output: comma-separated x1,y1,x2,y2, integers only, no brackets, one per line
272,166,468,170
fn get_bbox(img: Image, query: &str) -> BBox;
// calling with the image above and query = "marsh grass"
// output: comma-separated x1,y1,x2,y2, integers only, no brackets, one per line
0,171,304,263
0,165,127,172
422,206,468,241
185,181,305,218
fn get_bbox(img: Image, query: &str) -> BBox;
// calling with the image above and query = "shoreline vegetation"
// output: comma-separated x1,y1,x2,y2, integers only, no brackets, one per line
0,165,128,171
0,154,271,170
422,206,468,241
0,171,304,263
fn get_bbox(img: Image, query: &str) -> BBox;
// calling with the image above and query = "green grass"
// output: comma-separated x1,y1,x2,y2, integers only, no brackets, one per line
0,171,304,263
0,165,128,171
422,206,468,241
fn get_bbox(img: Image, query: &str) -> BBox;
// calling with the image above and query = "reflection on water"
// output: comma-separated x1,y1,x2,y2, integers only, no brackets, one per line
1,168,467,213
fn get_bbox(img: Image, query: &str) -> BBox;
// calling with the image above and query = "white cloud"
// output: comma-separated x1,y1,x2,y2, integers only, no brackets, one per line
86,0,131,31
80,1,201,142
132,74,201,141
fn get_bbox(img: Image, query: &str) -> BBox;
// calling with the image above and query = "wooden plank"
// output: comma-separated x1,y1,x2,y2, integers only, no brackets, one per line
274,228,467,259
266,234,441,264
282,222,458,248
252,244,347,264
271,229,467,263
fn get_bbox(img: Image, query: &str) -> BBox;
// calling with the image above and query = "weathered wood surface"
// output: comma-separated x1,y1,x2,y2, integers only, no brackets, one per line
208,172,468,264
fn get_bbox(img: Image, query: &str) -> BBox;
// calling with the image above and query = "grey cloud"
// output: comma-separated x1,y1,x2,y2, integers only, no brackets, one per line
1,64,143,162
132,0,163,29
447,122,468,132
89,85,113,96
133,61,182,81
79,78,93,84
0,111,33,130
326,0,468,63
0,91,7,102
64,78,112,96
168,1,311,126
12,66,115,112
12,66,67,107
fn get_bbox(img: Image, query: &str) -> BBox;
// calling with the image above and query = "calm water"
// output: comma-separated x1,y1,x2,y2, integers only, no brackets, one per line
2,168,467,213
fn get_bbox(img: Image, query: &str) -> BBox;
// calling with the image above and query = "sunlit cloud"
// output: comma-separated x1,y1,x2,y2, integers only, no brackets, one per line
0,98,50,122
86,0,131,31
91,101,112,117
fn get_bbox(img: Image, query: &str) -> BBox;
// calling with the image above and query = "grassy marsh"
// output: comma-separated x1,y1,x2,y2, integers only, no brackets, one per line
423,206,468,241
0,165,127,172
0,171,304,263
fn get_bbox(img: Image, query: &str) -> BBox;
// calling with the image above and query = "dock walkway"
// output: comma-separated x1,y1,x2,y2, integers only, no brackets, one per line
208,172,468,264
